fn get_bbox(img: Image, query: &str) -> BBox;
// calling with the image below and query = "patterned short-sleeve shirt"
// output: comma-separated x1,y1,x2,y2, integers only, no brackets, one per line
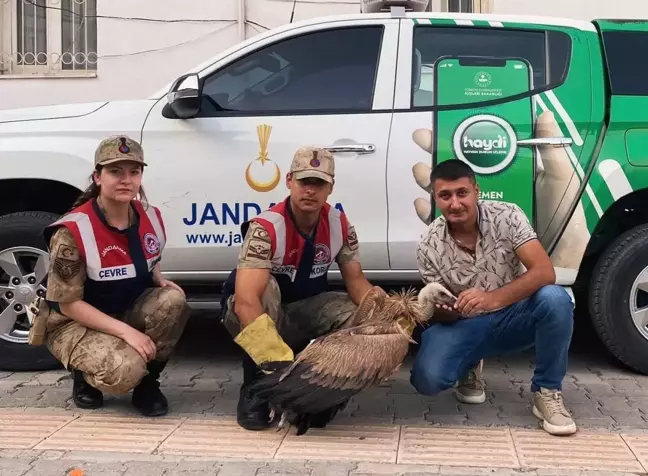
416,200,538,296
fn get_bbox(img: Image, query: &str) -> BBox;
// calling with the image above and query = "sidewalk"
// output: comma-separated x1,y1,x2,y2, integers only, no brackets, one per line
2,408,648,475
2,316,648,475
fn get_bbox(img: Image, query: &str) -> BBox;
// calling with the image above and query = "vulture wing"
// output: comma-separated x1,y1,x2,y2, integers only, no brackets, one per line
249,322,411,430
249,288,426,435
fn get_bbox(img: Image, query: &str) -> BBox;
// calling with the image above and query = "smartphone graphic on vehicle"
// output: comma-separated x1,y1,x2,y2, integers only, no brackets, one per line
431,56,536,224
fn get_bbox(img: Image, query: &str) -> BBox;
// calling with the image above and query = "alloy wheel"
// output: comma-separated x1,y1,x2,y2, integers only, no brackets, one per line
0,246,48,344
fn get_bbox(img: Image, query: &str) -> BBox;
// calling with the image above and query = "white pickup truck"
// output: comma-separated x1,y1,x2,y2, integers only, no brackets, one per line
3,0,648,376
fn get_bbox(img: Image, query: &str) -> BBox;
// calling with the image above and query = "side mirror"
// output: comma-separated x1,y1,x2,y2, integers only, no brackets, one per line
166,73,201,119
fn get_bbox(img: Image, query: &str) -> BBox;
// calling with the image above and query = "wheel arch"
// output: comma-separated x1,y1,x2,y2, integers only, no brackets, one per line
0,178,83,219
574,187,648,295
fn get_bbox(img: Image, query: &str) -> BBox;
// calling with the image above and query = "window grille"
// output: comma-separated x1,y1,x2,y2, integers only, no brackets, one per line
0,0,97,76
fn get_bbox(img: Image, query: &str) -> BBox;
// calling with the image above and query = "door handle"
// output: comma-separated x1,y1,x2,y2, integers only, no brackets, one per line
323,144,376,154
517,137,573,148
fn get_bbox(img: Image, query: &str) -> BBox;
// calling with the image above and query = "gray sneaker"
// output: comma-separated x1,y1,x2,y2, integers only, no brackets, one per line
455,360,486,404
532,387,577,435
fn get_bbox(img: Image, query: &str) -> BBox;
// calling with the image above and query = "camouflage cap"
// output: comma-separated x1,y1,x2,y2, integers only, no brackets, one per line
94,135,147,168
290,147,334,184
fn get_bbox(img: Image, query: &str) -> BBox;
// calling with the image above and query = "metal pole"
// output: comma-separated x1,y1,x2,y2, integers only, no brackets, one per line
239,0,245,41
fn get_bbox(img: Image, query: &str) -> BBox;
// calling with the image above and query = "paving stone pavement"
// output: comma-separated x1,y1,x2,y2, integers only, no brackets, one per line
2,451,646,476
1,451,647,476
2,314,648,475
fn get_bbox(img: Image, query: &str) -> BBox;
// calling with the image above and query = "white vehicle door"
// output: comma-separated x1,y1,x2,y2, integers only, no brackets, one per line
141,18,398,283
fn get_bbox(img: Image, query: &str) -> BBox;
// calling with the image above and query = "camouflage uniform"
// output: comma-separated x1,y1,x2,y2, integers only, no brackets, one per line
41,135,190,396
221,220,360,352
222,147,362,353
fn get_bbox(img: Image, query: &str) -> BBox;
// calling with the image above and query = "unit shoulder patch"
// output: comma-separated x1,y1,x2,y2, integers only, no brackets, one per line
251,225,270,241
238,222,273,269
244,241,271,262
337,223,360,265
347,224,359,251
46,227,86,303
53,244,83,281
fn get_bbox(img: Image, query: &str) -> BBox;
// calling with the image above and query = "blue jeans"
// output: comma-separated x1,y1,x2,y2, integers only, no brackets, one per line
410,285,574,395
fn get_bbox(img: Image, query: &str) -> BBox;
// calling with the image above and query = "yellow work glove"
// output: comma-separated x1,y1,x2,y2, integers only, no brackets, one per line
234,313,294,372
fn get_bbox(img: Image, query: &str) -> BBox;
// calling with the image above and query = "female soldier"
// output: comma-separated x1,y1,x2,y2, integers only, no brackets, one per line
40,135,190,416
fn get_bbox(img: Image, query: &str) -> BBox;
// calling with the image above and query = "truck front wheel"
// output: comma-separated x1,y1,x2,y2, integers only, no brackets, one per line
590,223,648,375
0,212,61,371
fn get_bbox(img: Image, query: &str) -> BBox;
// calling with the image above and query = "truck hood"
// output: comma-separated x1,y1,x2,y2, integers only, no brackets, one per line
0,101,108,124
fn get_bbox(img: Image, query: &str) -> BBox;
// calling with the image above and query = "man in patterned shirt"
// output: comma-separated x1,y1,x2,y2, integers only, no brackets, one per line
411,159,576,436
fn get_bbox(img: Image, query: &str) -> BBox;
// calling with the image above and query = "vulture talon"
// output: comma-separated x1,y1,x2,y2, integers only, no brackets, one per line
277,412,288,431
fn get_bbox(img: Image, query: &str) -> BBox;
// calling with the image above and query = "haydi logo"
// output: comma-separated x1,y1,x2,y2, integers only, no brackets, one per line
462,133,509,153
453,115,518,175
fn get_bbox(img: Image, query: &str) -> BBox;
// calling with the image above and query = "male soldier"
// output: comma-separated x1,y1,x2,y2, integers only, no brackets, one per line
221,146,380,431
411,159,576,436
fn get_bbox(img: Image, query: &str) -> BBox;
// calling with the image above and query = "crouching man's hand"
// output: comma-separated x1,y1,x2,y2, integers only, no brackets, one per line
456,288,500,317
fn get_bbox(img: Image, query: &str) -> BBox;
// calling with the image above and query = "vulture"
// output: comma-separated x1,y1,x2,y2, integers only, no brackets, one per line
248,283,451,435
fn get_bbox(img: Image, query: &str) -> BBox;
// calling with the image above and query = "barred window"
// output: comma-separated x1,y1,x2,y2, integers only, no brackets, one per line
447,0,475,12
0,0,97,76
444,0,490,13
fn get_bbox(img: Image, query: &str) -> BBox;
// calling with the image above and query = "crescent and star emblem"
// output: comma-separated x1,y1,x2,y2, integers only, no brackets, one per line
245,160,281,192
245,124,281,193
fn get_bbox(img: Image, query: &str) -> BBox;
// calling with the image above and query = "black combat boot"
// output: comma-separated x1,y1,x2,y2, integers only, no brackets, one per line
72,369,103,409
131,360,169,417
236,356,271,430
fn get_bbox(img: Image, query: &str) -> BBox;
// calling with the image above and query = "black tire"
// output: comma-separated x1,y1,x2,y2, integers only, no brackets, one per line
0,211,62,371
590,223,648,375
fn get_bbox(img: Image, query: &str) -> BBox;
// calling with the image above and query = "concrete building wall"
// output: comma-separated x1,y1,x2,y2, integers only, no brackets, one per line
491,0,648,20
0,0,361,110
1,0,646,111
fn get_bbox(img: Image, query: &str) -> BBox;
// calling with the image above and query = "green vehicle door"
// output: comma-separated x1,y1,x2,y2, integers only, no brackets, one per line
407,18,602,281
